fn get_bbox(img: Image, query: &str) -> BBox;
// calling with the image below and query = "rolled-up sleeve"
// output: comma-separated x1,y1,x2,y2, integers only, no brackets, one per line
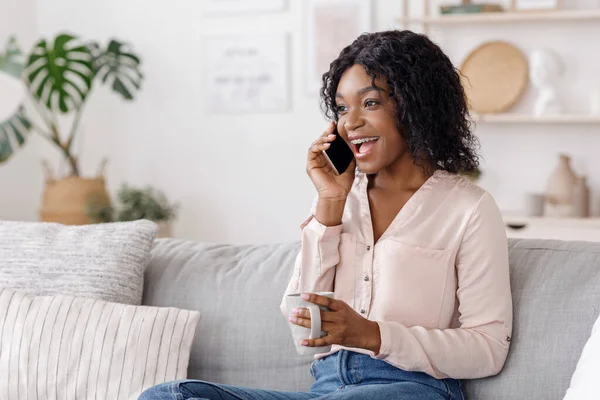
280,216,342,317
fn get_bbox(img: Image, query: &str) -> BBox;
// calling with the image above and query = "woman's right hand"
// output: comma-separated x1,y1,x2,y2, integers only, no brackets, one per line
306,122,356,202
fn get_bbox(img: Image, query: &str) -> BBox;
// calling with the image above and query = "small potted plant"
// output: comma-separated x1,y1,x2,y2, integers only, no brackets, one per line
87,184,177,237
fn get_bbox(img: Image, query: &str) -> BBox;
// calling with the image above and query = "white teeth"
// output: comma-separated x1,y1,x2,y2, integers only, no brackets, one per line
350,137,379,145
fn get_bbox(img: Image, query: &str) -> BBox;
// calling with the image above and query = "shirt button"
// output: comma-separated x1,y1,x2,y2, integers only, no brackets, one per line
366,245,371,251
360,309,366,314
364,275,369,282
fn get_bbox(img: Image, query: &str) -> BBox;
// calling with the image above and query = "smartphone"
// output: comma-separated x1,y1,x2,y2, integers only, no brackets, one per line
322,125,355,175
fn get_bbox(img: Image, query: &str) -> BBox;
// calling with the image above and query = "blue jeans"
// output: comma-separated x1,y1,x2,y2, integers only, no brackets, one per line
139,350,464,400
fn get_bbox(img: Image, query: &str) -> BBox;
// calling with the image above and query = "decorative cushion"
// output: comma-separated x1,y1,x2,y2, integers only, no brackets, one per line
0,220,157,305
0,287,200,400
563,313,600,399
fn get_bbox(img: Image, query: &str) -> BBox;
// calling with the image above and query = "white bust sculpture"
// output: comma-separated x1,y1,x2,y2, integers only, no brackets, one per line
530,49,564,116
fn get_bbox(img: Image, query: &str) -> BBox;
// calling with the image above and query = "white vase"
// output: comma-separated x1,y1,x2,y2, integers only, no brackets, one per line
572,176,590,218
544,154,577,218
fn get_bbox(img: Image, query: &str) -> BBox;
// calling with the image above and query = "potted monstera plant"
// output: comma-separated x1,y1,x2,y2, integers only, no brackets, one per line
0,34,143,224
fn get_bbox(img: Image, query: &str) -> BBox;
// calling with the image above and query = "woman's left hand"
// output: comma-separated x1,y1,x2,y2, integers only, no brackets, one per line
288,293,381,354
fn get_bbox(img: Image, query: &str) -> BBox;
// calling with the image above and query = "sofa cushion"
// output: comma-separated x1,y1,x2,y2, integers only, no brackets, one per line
0,220,157,305
0,287,200,400
464,239,600,400
143,239,313,391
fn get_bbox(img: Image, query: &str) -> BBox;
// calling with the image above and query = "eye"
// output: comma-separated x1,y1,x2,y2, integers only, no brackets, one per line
365,100,379,107
335,105,348,114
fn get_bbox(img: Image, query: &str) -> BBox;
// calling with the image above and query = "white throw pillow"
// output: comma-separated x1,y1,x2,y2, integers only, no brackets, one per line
0,220,157,305
563,313,600,400
0,287,200,400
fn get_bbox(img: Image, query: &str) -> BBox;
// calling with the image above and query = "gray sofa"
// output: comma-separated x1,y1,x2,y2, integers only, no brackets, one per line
143,238,600,399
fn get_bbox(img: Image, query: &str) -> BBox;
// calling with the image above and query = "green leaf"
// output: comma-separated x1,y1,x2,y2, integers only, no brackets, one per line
0,106,31,163
91,39,143,100
113,184,177,222
0,36,25,79
24,33,94,113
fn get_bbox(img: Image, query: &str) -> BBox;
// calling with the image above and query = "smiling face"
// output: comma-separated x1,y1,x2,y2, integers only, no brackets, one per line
335,64,408,175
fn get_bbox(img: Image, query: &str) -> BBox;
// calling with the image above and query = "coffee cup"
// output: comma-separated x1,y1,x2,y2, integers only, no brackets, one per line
285,292,334,356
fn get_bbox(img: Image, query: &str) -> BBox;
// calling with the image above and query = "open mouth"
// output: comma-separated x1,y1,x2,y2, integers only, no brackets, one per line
350,136,380,156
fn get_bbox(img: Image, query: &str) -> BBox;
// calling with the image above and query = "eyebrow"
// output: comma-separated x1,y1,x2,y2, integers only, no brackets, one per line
335,85,382,99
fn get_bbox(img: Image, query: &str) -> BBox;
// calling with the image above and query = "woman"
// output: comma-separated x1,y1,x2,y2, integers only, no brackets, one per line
139,30,512,400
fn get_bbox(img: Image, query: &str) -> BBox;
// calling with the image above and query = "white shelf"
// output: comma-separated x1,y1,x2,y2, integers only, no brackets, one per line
503,215,600,227
397,9,600,24
502,215,600,242
473,114,600,124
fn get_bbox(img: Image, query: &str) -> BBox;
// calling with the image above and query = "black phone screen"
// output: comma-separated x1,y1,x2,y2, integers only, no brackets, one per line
322,126,354,175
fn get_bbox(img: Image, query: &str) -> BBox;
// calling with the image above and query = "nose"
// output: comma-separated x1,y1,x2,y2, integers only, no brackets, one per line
343,109,364,133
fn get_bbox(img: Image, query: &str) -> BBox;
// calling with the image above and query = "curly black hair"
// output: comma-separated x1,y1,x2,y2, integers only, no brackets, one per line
320,30,479,174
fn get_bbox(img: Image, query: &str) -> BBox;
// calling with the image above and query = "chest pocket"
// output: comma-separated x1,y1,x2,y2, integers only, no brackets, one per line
376,238,451,329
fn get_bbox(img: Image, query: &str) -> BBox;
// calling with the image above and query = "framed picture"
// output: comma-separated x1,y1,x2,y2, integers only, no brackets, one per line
511,0,559,11
204,34,290,113
204,0,287,16
305,0,373,93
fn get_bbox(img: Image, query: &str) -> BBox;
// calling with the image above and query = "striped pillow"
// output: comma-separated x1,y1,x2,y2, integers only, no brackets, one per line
0,288,200,400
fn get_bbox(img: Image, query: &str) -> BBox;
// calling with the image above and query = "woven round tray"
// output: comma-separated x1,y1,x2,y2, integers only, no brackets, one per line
460,41,529,114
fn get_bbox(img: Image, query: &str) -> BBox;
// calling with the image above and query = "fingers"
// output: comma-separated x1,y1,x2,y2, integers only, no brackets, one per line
310,134,336,152
316,123,337,145
288,315,335,337
288,314,309,328
322,121,336,137
291,307,336,322
300,337,331,348
300,293,339,311
307,124,337,160
288,305,337,348
309,140,331,156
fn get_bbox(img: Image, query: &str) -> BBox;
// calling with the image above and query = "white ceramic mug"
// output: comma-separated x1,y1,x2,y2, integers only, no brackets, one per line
285,291,334,356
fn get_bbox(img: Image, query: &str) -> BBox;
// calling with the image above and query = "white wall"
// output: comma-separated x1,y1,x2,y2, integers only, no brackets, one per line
33,0,327,244
2,0,599,244
0,0,41,222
